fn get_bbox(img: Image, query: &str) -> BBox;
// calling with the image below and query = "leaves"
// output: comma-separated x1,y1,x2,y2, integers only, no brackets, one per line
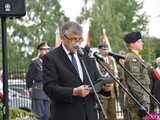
4,0,69,67
79,0,149,51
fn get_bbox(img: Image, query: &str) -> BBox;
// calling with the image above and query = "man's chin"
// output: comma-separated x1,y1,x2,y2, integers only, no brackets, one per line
70,48,77,53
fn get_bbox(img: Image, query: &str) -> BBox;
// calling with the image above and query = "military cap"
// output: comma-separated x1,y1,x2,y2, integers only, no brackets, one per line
37,42,50,50
124,32,141,44
98,43,108,50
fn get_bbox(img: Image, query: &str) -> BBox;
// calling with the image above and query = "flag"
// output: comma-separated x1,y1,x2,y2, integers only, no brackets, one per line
55,27,62,48
81,19,90,48
102,29,118,77
102,29,119,98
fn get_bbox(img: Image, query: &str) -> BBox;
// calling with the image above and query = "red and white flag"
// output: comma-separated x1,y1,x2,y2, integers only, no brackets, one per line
81,19,90,48
102,29,118,77
55,27,62,48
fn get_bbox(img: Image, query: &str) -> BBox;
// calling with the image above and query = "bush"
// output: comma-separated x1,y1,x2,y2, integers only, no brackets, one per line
0,103,37,120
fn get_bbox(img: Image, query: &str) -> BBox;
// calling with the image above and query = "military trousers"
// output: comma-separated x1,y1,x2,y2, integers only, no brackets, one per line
32,98,50,120
99,96,116,120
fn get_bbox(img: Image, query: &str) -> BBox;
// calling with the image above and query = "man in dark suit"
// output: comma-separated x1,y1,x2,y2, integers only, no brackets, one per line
43,21,113,120
26,42,50,120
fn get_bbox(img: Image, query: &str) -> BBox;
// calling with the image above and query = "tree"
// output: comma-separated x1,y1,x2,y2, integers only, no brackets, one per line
78,0,148,51
142,37,160,63
5,0,69,67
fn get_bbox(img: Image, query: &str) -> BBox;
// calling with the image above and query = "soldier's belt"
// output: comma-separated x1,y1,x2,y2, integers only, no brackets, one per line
32,82,43,89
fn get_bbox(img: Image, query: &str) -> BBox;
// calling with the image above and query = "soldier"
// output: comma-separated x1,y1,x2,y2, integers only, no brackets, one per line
123,32,150,120
26,42,50,120
97,43,117,120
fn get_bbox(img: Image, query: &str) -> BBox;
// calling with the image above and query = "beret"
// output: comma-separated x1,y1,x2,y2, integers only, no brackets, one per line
124,32,141,44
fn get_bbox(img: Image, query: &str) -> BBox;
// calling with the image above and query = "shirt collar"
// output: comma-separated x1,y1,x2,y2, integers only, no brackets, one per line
131,49,140,57
62,43,77,56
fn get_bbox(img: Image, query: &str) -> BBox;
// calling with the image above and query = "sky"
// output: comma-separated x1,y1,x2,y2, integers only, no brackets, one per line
143,0,160,38
60,0,160,38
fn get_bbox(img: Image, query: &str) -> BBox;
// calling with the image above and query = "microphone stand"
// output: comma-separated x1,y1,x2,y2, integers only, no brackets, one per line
114,57,160,107
95,57,150,119
79,55,108,120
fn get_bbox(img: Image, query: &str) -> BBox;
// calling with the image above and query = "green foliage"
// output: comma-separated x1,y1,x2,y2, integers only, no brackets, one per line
79,0,148,52
141,37,160,64
78,0,160,64
4,0,69,67
114,0,148,32
0,106,37,120
10,108,37,120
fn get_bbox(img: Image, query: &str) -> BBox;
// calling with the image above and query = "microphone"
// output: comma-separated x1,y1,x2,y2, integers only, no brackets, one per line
93,52,104,61
78,47,84,56
107,52,125,60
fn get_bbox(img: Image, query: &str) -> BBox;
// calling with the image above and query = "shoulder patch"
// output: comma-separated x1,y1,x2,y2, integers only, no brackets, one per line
131,58,137,62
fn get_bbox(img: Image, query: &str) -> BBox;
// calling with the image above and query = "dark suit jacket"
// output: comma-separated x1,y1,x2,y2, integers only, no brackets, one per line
43,45,110,120
26,58,49,100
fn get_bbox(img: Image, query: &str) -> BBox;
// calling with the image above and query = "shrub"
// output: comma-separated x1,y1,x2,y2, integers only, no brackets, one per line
0,103,37,120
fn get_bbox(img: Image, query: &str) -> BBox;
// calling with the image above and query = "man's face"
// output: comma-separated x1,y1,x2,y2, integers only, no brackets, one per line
130,39,144,51
39,48,49,57
99,48,108,57
62,32,83,53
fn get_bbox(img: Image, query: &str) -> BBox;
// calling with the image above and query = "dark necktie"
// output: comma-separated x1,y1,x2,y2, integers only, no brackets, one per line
70,53,79,73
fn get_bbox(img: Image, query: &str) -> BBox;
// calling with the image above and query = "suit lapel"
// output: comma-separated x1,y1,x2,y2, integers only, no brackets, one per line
58,45,80,78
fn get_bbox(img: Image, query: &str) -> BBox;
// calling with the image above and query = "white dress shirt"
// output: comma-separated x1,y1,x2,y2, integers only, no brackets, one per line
62,43,83,81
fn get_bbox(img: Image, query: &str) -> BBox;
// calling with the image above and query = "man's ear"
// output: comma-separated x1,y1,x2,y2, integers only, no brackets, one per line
60,34,64,40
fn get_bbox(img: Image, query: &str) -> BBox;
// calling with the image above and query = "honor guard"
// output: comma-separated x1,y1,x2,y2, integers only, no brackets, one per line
26,42,50,120
123,32,150,120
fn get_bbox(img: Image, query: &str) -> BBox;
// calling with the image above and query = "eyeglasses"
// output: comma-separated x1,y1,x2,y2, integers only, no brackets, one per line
39,48,49,50
64,34,83,42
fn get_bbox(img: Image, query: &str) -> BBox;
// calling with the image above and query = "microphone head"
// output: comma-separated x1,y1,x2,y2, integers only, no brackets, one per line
93,52,104,61
93,51,99,57
78,47,84,56
108,52,125,60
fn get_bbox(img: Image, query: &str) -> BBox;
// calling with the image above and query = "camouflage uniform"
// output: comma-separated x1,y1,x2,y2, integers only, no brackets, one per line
124,50,150,120
97,59,117,120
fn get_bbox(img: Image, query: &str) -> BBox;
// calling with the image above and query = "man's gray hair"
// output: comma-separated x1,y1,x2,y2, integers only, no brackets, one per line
61,21,82,34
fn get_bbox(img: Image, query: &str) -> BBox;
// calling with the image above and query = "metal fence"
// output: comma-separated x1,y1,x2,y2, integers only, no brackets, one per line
8,67,31,111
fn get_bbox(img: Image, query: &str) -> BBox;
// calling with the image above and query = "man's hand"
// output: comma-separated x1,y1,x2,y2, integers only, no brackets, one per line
138,107,147,118
102,83,113,92
72,85,92,97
